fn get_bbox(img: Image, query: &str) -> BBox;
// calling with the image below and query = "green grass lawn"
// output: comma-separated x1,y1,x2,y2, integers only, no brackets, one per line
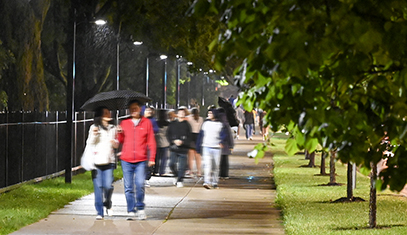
270,137,407,235
0,167,123,235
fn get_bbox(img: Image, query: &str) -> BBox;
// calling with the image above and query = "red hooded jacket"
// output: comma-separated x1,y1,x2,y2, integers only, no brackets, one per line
117,117,156,163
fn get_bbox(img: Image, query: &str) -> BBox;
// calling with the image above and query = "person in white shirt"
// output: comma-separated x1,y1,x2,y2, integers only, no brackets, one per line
86,106,118,220
196,108,227,189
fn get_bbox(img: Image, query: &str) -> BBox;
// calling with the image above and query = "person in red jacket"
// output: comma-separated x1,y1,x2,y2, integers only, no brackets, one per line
117,100,156,220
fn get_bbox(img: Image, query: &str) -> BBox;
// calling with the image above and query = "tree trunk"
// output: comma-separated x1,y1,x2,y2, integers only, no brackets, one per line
347,162,353,200
320,151,327,175
0,1,51,111
305,150,310,159
307,151,316,167
369,161,377,228
329,150,336,184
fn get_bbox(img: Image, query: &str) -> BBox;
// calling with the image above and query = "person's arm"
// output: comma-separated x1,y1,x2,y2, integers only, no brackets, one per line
86,124,99,145
195,124,205,154
146,121,157,166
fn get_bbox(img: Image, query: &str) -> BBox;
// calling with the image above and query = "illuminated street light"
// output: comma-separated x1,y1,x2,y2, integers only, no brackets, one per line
95,19,107,25
133,41,143,46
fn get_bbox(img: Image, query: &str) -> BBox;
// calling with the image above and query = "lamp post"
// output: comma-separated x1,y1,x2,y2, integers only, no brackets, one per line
160,55,168,108
66,9,106,183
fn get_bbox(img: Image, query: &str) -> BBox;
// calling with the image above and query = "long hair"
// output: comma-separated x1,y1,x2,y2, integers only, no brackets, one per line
157,109,169,128
191,107,200,121
94,106,109,130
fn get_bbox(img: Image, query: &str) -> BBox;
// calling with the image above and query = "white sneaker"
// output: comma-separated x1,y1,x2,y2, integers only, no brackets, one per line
173,178,177,186
145,180,150,188
176,182,184,188
106,208,113,216
137,210,147,220
96,215,103,220
127,212,136,220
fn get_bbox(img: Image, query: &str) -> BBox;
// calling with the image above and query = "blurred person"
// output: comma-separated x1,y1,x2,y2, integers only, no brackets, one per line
187,107,204,177
196,108,227,189
117,100,156,220
168,109,177,121
144,106,159,187
235,105,245,140
244,109,255,140
167,107,192,188
86,106,118,220
155,109,170,176
218,108,234,179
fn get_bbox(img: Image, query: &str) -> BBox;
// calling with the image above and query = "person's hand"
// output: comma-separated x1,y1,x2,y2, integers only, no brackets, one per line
111,139,119,148
116,125,123,133
220,143,224,149
174,139,183,146
148,161,155,167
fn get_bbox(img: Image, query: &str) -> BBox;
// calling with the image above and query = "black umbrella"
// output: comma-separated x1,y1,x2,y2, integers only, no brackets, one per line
80,90,151,111
218,96,239,127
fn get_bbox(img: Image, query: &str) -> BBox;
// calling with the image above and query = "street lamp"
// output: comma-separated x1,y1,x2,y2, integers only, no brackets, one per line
66,11,107,183
160,55,168,108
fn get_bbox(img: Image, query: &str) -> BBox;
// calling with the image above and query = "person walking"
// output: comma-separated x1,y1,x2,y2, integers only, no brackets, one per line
196,108,227,189
244,109,255,140
117,100,156,220
144,106,159,187
187,107,204,178
235,105,245,140
154,109,170,176
167,107,192,188
218,108,234,179
86,106,118,220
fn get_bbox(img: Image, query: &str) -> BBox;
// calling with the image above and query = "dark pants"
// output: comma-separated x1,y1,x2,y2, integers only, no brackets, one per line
154,147,169,175
220,154,229,177
169,151,187,183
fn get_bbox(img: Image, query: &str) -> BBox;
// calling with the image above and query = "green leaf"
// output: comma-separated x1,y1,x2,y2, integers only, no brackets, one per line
285,138,299,156
305,137,318,153
359,166,371,176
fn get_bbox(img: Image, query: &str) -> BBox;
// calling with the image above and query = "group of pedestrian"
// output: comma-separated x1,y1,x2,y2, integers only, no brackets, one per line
83,100,234,221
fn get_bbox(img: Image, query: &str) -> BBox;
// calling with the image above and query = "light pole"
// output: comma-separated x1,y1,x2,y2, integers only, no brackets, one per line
160,55,168,109
66,12,106,183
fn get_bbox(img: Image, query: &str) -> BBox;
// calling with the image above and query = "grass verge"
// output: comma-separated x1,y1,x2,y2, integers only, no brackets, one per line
0,167,123,235
270,137,407,235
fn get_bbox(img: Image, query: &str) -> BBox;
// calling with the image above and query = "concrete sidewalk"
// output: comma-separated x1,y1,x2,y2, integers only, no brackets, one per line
11,135,284,235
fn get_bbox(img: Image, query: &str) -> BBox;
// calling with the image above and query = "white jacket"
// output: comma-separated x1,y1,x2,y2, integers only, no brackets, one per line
86,124,116,165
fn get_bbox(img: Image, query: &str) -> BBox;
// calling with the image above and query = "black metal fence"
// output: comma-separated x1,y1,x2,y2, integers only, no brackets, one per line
0,111,105,189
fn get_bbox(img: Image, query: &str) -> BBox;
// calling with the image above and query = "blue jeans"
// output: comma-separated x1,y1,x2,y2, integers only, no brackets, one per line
169,151,187,182
202,147,221,186
121,160,146,212
244,124,254,139
92,164,114,217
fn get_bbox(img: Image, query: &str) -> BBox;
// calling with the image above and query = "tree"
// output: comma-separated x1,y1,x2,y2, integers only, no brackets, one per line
0,1,51,111
194,0,407,228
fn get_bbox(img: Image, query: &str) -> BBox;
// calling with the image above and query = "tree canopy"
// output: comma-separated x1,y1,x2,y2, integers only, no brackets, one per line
193,0,407,192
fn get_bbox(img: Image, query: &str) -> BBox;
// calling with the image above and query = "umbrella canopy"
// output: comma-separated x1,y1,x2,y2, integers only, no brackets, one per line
80,90,151,111
218,96,239,127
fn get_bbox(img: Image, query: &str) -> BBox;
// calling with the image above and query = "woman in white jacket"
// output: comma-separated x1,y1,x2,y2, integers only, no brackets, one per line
86,106,118,220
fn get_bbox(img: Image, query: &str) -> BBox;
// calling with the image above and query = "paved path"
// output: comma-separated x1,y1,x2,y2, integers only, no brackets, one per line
11,136,284,235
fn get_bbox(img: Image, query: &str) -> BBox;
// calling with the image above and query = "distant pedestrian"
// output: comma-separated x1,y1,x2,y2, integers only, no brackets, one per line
244,109,255,140
167,106,192,188
235,105,245,140
117,100,156,220
196,108,227,189
86,106,118,220
155,109,170,176
187,107,204,177
218,108,234,179
144,106,159,187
